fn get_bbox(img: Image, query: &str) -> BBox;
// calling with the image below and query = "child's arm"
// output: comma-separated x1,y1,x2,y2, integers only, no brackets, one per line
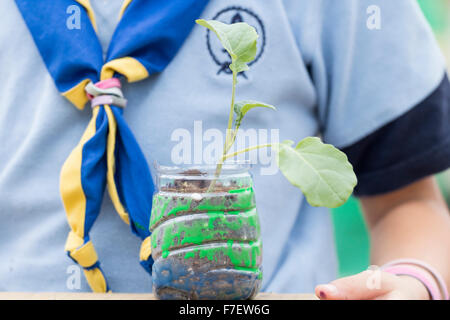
315,176,450,300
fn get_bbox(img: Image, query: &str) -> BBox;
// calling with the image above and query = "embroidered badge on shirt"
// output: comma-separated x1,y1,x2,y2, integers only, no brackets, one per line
206,6,266,78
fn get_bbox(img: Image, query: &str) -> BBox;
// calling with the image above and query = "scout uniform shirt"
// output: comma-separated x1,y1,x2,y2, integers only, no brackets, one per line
0,0,446,292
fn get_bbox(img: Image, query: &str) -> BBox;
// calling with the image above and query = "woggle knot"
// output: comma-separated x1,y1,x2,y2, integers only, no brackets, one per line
65,231,99,269
139,236,154,275
85,78,127,108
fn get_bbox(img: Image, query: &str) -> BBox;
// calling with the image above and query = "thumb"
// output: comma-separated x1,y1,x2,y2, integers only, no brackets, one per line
315,269,396,300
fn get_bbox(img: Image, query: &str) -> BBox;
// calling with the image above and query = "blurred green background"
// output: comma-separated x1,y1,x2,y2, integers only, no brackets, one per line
332,0,450,277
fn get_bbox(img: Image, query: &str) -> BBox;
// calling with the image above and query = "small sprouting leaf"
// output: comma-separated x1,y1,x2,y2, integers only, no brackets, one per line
196,19,258,73
234,100,276,118
233,100,276,127
274,137,357,208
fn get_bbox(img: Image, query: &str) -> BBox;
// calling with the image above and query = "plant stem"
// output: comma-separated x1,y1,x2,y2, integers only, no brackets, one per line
208,70,238,192
225,70,237,147
220,144,272,162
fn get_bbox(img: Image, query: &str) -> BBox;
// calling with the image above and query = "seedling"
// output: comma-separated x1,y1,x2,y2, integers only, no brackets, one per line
196,19,357,208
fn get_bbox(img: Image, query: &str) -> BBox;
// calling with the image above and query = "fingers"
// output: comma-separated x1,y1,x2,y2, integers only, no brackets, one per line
315,270,398,300
315,283,340,300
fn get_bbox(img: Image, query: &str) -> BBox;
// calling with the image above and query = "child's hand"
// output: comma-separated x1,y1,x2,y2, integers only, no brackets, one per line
315,270,430,300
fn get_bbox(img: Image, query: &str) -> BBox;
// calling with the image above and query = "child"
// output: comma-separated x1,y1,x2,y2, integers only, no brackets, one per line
0,0,448,299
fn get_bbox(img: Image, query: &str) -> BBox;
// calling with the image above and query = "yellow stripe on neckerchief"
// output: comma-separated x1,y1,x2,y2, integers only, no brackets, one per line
14,0,209,292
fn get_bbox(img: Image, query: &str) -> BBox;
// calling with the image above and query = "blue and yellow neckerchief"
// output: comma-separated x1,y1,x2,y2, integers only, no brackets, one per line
15,0,209,292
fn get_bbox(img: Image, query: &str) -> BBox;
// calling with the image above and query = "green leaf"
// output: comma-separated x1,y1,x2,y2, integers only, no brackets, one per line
274,137,357,208
233,100,276,127
234,100,276,118
196,19,258,73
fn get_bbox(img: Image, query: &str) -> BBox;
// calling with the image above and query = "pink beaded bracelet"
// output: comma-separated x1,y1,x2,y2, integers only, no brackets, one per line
382,259,449,300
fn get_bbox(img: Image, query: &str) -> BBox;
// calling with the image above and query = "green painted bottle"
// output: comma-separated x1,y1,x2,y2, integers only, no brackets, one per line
150,164,263,300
